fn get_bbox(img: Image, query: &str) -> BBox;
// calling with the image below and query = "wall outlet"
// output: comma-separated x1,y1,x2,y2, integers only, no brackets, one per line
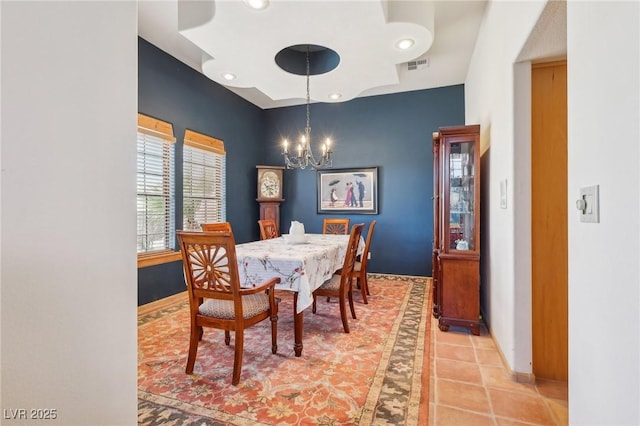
367,252,372,260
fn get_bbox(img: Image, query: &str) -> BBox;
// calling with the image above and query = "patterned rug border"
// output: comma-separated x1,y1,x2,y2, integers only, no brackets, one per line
138,273,431,426
359,276,427,425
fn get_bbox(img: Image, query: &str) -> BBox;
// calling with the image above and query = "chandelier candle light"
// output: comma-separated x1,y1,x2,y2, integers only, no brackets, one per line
282,47,333,170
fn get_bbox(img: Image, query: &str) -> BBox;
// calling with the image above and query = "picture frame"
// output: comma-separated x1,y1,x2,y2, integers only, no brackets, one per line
317,167,378,214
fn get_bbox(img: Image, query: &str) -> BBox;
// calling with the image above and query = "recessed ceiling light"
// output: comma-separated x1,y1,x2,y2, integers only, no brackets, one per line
329,93,342,100
222,73,236,81
244,0,269,10
396,38,415,50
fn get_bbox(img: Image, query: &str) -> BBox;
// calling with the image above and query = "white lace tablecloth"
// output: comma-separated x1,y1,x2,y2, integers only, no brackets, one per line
235,234,362,313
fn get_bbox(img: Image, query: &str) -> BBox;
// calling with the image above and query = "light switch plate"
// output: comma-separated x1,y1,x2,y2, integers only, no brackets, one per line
500,179,507,209
578,185,599,223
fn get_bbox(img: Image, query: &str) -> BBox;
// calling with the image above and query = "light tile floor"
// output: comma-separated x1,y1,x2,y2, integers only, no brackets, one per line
429,318,568,425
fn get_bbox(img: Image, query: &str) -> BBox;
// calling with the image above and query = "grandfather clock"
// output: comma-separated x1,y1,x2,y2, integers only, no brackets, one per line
256,166,284,233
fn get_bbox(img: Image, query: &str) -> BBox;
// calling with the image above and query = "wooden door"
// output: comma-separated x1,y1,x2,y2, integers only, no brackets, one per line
531,61,568,381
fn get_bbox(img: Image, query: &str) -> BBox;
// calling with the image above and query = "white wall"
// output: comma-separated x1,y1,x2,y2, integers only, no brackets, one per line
465,0,547,375
1,2,138,425
467,0,640,423
567,1,639,424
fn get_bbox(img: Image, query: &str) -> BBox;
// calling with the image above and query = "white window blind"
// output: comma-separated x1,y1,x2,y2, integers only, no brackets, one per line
137,114,176,254
183,129,226,231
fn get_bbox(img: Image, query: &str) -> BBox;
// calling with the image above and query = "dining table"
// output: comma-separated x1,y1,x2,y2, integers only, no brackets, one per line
235,233,364,357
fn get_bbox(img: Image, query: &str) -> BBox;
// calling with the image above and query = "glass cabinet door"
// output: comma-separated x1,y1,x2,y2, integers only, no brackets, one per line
447,140,476,251
432,124,481,335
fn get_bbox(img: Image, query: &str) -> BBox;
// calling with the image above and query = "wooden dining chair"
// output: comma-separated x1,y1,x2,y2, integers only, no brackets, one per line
322,218,350,235
258,219,279,240
201,222,232,232
340,220,376,304
312,223,364,333
176,230,280,386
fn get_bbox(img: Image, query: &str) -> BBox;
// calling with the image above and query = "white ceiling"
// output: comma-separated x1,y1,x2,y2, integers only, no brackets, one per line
138,0,488,109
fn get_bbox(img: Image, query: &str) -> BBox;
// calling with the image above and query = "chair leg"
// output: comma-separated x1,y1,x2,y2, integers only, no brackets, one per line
271,311,278,354
365,272,370,295
225,330,231,346
355,274,369,305
312,295,317,314
231,329,244,386
198,325,204,340
348,287,357,319
186,322,199,374
339,295,350,333
358,272,368,304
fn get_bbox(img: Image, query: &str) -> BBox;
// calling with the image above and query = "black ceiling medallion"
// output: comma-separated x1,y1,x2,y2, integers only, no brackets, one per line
275,44,340,76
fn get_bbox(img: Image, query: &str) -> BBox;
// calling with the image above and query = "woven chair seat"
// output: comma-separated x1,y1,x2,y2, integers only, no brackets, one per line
199,293,271,320
338,261,362,274
318,274,341,291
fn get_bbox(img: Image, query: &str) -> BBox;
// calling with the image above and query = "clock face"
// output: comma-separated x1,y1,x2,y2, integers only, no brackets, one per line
260,171,280,198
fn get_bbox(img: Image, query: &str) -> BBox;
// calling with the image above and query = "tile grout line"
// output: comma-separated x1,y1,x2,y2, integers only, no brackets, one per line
470,332,498,425
539,392,562,426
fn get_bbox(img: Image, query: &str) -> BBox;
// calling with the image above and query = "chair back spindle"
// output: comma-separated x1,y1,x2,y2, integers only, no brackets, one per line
323,218,350,235
258,219,279,240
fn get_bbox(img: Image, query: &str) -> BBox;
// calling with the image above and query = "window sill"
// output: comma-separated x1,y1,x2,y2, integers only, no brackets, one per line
138,250,182,268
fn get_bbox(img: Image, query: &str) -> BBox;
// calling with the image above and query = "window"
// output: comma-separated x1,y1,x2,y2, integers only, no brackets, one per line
137,114,176,254
183,129,226,230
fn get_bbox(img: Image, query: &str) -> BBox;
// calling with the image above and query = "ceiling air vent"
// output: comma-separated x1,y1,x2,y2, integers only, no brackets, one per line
407,58,429,71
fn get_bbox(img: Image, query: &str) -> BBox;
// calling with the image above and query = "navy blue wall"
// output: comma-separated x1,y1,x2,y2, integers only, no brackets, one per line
263,87,464,276
137,37,465,304
138,38,265,304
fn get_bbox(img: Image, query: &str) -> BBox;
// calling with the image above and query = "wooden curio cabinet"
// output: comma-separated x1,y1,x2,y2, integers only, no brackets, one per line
432,124,481,335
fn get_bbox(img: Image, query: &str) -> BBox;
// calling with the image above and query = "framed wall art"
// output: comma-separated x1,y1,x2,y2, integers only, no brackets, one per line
317,167,378,214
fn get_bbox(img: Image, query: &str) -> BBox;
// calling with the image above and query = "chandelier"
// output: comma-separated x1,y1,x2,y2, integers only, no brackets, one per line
282,46,333,170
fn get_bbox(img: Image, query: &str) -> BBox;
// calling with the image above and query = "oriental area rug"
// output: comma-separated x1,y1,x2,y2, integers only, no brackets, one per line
138,274,431,425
